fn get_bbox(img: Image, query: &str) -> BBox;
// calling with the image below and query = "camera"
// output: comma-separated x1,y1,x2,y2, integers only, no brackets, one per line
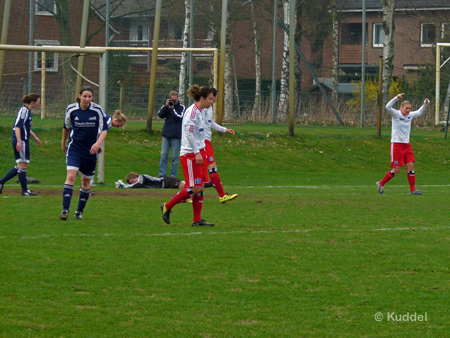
168,99,175,107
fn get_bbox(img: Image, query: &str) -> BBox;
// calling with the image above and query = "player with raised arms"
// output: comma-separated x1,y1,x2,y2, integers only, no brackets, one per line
60,87,112,220
376,93,430,195
161,85,215,226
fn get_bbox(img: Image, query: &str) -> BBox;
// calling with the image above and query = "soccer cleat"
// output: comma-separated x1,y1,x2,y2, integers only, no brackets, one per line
73,211,83,220
192,219,215,227
376,181,384,195
219,193,238,204
161,203,172,224
410,189,422,195
0,182,3,194
21,189,37,196
60,210,69,221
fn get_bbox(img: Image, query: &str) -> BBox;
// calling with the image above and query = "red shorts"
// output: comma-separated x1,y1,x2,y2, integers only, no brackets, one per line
181,148,208,187
390,143,415,168
205,140,216,166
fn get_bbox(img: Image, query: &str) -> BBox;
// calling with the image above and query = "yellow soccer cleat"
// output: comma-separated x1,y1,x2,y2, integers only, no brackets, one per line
219,193,238,204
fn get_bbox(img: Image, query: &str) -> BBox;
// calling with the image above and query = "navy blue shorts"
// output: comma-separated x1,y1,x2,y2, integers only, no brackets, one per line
13,139,30,163
66,150,97,179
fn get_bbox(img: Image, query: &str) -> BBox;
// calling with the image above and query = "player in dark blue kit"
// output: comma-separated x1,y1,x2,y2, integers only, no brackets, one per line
0,94,42,196
60,87,111,220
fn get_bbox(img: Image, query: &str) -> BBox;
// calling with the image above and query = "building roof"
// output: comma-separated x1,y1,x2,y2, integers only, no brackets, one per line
338,0,450,12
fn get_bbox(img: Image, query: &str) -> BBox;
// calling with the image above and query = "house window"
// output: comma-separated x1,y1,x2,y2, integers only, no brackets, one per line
35,0,56,16
373,23,383,47
34,40,59,72
130,21,149,41
421,23,436,47
341,23,368,45
442,23,450,42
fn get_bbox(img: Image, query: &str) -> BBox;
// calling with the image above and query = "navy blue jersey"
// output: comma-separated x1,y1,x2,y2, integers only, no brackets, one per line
64,102,110,154
12,106,32,141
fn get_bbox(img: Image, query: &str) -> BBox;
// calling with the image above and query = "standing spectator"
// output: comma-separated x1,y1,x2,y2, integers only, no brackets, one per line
0,94,42,196
376,93,430,195
158,91,185,177
203,88,238,203
59,87,111,220
161,85,215,226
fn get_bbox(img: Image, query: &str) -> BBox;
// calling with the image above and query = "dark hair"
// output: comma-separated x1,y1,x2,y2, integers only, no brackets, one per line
22,93,40,104
76,87,94,103
187,85,214,102
210,87,218,97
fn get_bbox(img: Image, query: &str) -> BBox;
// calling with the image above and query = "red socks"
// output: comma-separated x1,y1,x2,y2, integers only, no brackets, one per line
407,171,416,191
192,193,204,222
380,170,395,186
209,171,225,198
166,189,191,210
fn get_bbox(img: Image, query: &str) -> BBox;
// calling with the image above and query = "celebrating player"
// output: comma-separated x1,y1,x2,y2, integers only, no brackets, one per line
59,87,111,220
0,94,42,196
203,88,238,203
376,93,430,195
161,85,215,226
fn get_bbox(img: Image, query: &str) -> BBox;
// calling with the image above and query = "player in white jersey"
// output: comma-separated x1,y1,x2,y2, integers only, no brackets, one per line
376,93,430,195
203,88,238,203
161,85,215,226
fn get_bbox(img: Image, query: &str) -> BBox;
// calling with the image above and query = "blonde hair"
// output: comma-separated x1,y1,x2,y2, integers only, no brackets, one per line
126,172,139,184
114,110,127,125
170,91,178,97
401,101,411,108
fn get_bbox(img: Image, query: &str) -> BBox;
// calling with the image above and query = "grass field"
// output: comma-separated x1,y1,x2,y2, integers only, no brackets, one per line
1,125,450,337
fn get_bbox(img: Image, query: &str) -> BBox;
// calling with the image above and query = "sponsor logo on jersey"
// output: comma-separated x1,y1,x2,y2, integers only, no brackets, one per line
89,116,97,120
195,178,202,184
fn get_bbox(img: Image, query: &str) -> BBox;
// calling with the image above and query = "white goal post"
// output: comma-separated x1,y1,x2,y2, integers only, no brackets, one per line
0,44,219,183
435,43,450,126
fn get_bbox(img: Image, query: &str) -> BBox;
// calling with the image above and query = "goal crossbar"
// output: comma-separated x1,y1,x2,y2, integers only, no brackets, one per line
0,44,219,183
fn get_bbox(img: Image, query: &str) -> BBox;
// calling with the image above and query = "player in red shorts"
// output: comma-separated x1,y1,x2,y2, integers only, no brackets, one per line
376,93,430,195
203,88,238,203
161,85,215,226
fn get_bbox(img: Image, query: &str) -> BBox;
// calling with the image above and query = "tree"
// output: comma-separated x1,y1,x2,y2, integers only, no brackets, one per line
250,0,262,119
381,0,396,106
178,0,191,105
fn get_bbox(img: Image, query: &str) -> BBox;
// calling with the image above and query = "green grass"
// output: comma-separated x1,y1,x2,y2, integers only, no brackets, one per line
1,126,450,337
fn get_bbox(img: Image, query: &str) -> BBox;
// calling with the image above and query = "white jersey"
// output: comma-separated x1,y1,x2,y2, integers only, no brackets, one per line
203,106,226,142
180,102,206,156
386,96,429,144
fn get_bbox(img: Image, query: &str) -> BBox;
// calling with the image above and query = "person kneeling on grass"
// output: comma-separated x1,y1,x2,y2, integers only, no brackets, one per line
116,172,185,189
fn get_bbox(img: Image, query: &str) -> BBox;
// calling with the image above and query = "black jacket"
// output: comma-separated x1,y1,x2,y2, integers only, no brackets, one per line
158,101,185,138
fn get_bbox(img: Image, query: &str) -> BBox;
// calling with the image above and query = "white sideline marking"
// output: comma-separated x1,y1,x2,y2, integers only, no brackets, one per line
1,225,449,240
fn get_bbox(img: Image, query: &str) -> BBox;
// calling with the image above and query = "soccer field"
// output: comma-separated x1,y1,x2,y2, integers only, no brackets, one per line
1,128,449,336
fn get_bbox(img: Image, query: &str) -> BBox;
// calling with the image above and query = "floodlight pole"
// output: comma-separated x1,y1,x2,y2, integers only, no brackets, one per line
189,0,194,105
217,0,228,126
74,0,91,100
28,0,34,93
436,43,441,126
147,0,163,131
361,0,366,127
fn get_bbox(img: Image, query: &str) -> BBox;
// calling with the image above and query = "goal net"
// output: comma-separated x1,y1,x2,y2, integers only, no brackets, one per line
0,44,217,181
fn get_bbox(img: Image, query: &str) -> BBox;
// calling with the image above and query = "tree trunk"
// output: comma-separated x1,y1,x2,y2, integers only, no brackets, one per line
381,0,396,106
332,0,339,101
277,0,290,121
178,0,190,105
250,0,262,121
294,0,302,103
224,39,233,120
